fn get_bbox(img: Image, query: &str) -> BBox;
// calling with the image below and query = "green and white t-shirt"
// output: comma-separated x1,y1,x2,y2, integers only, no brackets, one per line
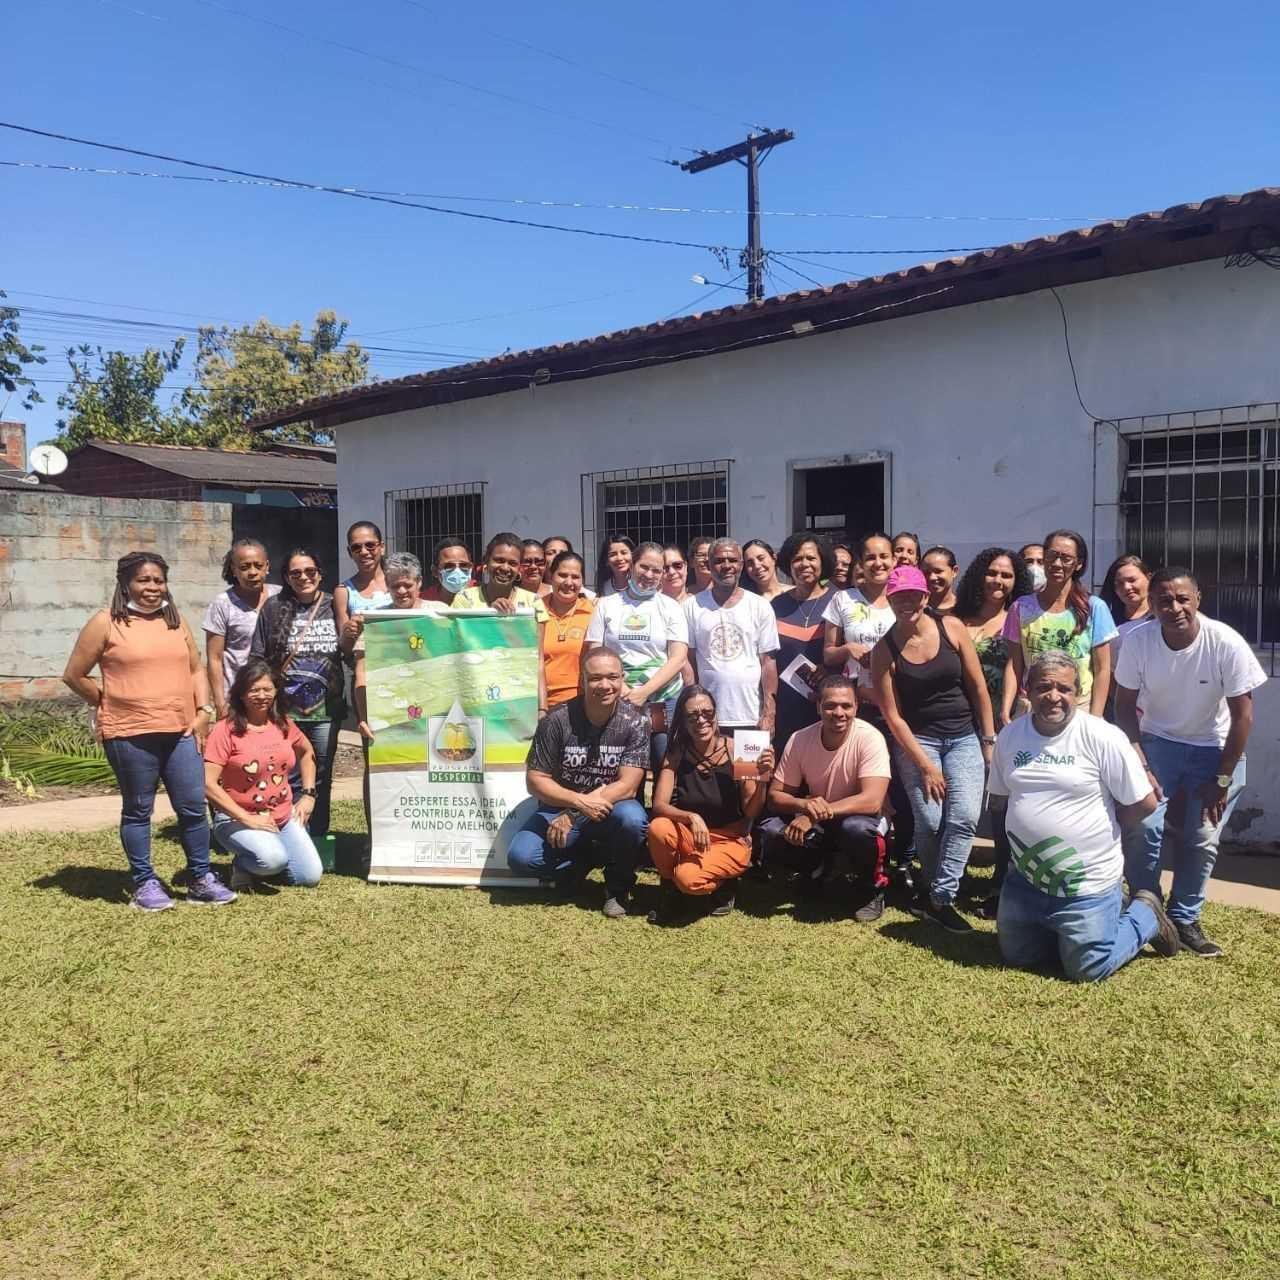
987,712,1149,898
821,588,894,689
586,587,688,702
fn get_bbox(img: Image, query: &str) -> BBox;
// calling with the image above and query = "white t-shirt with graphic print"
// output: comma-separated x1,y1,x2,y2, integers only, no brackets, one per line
683,589,780,727
987,712,1150,898
585,588,688,702
821,588,895,688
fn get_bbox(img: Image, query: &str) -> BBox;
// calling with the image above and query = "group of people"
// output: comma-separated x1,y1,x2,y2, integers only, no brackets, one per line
62,518,1266,983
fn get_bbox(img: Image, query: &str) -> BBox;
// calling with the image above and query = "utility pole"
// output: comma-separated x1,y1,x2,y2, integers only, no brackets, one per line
680,129,795,303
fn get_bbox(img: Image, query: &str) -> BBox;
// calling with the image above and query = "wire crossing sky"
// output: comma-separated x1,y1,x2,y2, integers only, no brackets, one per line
6,0,1280,444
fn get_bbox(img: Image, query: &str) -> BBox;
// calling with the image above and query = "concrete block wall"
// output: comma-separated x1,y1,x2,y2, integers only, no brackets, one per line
0,492,231,701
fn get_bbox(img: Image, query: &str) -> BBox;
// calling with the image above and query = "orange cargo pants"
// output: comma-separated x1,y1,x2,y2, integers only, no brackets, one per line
647,816,750,896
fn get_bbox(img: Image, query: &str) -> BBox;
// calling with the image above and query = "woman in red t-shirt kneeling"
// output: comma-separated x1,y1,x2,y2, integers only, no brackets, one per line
203,658,324,890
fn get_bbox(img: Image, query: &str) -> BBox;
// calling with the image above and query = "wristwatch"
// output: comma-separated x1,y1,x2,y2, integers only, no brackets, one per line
980,735,997,746
1215,774,1232,790
198,703,215,717
299,786,318,798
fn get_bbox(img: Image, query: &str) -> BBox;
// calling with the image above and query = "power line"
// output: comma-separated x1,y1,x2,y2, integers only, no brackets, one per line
0,122,732,254
396,0,763,134
659,270,749,322
2,159,1106,224
187,0,698,156
12,305,489,362
768,257,826,289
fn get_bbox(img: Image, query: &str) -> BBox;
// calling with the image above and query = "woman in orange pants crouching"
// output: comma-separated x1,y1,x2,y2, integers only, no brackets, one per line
647,684,774,923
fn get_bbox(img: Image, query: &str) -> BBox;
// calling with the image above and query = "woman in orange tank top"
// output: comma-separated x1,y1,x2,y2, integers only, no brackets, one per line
63,552,237,912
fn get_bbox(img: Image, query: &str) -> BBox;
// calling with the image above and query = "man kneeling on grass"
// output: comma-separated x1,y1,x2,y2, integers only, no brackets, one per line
508,646,649,918
989,650,1180,981
757,674,892,921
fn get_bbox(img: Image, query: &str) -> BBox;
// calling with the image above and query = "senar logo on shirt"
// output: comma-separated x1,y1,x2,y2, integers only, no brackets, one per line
1014,749,1077,768
1009,832,1086,898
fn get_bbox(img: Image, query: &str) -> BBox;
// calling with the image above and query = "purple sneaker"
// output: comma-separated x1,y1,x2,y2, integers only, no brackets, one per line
131,878,175,912
186,871,238,907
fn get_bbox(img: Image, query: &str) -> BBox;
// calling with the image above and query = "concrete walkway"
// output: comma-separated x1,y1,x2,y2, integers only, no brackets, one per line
0,775,363,836
3,777,1278,916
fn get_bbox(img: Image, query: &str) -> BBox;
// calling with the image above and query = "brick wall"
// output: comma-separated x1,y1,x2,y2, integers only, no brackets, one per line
0,421,24,471
0,492,231,702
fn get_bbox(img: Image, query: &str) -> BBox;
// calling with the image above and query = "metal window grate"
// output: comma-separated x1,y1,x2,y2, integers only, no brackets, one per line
580,460,731,585
1093,404,1280,645
385,482,486,569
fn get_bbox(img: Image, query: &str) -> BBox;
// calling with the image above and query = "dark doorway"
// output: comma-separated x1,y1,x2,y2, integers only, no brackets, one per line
799,463,885,547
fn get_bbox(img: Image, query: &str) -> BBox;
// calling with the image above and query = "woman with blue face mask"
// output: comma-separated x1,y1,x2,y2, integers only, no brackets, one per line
585,540,690,771
424,536,475,605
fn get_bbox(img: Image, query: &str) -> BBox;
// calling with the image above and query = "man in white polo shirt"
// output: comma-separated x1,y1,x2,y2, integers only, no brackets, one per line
1116,567,1267,957
989,650,1177,981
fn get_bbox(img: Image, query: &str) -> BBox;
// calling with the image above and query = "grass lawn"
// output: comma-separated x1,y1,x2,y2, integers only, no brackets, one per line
3,801,1279,1279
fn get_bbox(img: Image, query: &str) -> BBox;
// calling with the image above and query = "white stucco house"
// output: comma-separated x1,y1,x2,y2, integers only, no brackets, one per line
255,186,1280,847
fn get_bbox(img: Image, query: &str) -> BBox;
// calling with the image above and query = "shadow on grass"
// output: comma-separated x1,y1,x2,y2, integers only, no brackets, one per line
29,865,134,904
876,918,1007,969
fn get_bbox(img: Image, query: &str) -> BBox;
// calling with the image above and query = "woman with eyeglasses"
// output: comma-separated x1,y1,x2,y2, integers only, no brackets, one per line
518,539,552,598
687,536,714,594
1001,529,1117,721
831,542,854,590
250,547,347,839
647,684,774,922
661,543,691,603
336,521,391,654
423,536,475,605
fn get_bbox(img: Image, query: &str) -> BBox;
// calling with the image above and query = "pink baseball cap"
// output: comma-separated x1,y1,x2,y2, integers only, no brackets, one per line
885,565,928,596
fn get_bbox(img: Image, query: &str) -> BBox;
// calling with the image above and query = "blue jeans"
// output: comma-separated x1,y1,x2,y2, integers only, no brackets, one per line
291,719,339,837
998,872,1159,982
1122,735,1246,925
894,733,984,905
211,814,324,887
104,732,211,886
648,696,680,775
507,799,648,898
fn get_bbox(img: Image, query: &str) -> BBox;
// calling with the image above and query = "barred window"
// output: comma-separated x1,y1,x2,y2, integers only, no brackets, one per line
580,460,730,581
1110,406,1279,643
384,482,486,568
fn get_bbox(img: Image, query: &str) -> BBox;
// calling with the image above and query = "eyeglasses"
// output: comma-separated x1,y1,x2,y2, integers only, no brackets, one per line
1046,551,1078,565
685,708,716,722
664,561,685,571
348,540,380,553
521,558,546,568
288,567,320,579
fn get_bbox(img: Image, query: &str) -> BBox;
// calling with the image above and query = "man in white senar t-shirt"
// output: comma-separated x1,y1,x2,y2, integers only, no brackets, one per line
989,650,1178,982
1116,567,1267,958
683,538,780,732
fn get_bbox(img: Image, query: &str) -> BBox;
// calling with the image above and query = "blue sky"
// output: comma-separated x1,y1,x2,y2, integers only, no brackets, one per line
6,0,1280,450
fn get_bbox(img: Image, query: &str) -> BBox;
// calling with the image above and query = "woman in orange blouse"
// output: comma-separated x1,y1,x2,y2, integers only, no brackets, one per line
537,551,596,716
63,551,236,911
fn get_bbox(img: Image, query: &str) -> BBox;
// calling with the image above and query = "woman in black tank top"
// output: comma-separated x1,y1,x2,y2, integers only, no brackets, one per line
646,684,774,923
871,567,996,933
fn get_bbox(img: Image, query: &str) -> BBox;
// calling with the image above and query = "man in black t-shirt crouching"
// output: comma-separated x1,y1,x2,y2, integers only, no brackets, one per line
508,646,649,918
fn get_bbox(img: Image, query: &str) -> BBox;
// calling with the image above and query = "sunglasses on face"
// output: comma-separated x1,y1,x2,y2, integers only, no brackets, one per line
288,568,320,579
686,708,716,722
349,540,380,553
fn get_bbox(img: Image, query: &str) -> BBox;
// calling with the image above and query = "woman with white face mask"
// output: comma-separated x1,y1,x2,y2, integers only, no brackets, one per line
585,540,690,771
1019,543,1047,592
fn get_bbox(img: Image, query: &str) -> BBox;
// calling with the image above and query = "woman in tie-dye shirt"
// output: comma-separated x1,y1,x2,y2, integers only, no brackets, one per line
1000,530,1117,720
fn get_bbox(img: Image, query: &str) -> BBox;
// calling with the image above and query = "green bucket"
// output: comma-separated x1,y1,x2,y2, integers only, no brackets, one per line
314,833,337,873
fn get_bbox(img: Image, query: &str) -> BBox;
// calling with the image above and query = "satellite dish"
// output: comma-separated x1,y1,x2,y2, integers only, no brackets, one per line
29,444,68,477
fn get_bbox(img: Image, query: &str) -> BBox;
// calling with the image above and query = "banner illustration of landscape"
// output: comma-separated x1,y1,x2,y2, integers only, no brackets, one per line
363,610,540,885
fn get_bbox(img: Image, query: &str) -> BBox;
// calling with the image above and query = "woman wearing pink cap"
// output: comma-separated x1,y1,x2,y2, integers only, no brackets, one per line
872,564,996,933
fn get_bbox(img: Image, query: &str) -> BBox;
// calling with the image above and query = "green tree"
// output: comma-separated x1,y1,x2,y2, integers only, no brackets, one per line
0,289,47,411
189,310,369,448
54,340,197,450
